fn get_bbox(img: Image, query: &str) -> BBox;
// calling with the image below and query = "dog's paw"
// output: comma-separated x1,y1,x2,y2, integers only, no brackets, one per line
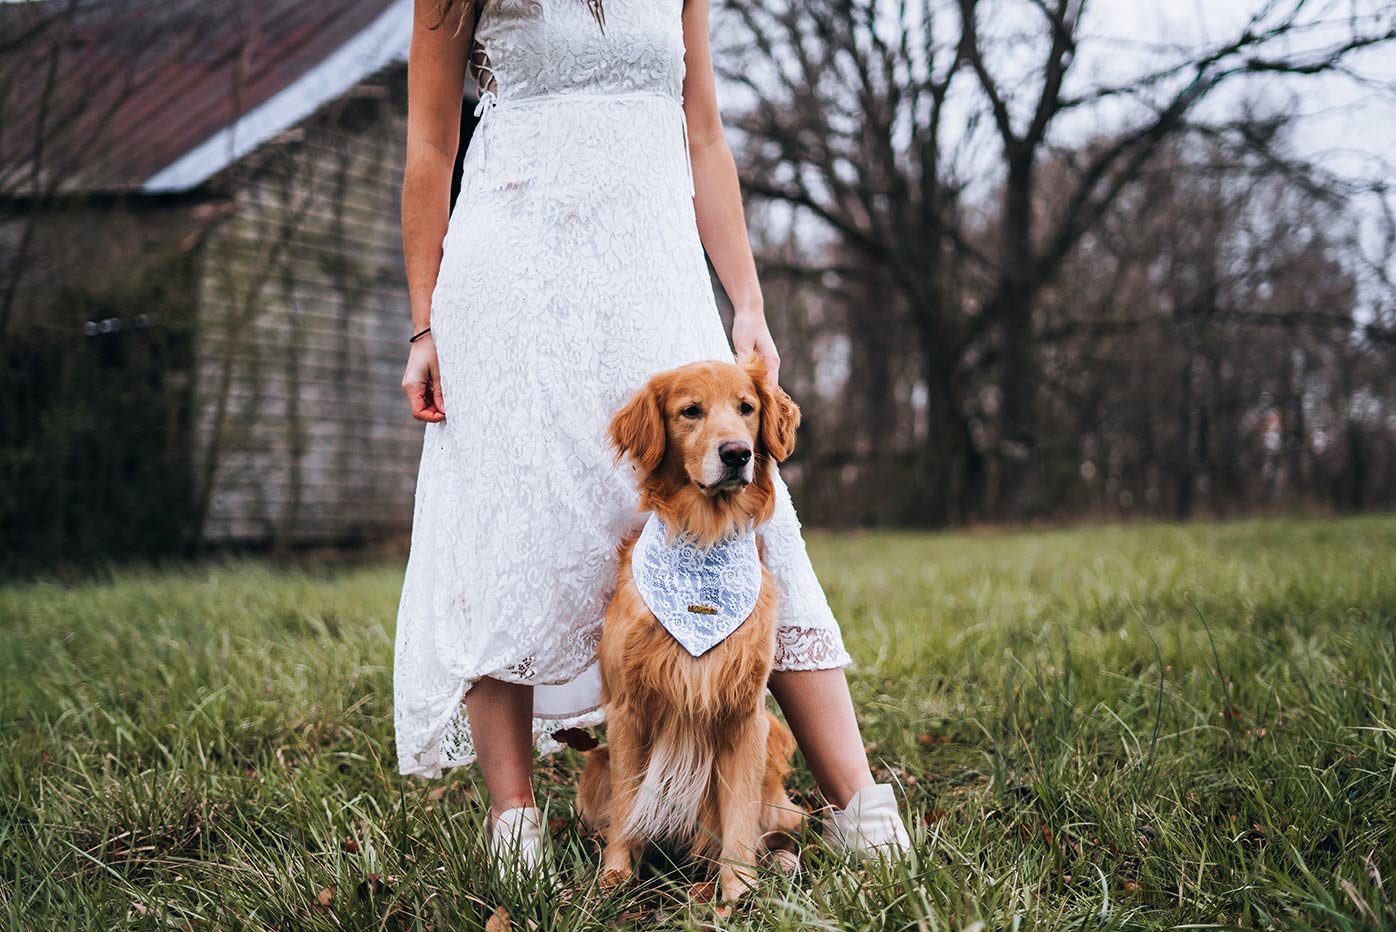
718,868,758,903
769,847,801,875
599,867,632,890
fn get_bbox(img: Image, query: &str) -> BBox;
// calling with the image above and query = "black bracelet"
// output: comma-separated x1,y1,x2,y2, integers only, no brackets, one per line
409,327,432,343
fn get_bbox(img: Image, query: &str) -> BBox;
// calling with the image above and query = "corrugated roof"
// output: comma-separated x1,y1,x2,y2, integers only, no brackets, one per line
0,0,411,197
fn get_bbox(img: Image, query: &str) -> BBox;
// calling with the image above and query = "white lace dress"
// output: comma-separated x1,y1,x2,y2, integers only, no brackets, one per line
393,0,852,780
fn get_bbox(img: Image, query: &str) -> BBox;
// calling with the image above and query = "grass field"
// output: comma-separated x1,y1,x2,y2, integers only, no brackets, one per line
3,516,1395,929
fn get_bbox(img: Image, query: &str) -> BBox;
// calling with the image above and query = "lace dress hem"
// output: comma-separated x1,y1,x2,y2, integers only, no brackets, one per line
400,620,852,779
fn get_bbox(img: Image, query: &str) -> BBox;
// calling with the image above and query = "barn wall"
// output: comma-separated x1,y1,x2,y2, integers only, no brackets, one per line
193,65,425,546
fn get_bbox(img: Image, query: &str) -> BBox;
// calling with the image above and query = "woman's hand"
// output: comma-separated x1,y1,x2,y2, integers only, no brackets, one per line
402,334,445,422
732,307,780,388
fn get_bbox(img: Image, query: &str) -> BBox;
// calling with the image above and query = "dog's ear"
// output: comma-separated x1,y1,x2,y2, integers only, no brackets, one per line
744,359,801,463
609,380,667,473
760,384,801,462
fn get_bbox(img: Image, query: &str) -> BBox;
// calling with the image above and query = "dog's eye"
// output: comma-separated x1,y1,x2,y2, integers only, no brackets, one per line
739,402,755,416
680,405,703,419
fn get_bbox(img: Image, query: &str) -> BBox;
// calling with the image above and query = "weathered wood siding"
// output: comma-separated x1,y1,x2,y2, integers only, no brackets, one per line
193,64,425,545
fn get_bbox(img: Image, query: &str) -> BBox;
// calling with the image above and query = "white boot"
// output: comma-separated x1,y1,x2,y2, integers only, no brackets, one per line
487,805,544,880
821,783,913,859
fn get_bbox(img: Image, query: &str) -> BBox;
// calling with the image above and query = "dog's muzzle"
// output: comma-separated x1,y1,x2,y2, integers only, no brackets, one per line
705,441,753,491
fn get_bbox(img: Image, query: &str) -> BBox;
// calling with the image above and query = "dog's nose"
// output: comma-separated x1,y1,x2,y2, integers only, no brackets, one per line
719,441,752,467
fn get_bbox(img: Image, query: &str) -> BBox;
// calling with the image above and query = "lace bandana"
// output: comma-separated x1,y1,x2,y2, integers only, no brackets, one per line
630,513,762,657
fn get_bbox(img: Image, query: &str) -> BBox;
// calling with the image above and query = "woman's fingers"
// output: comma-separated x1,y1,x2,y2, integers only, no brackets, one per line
405,381,440,422
761,345,781,388
753,336,780,388
430,358,446,416
403,377,445,423
732,314,781,388
403,341,446,423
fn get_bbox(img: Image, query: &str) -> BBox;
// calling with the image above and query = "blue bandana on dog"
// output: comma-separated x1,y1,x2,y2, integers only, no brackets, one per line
630,513,762,657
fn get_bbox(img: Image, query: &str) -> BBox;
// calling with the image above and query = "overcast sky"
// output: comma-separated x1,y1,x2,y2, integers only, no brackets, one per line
1081,0,1395,191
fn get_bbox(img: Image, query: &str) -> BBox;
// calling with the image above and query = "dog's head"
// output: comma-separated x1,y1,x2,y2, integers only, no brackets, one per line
609,355,801,539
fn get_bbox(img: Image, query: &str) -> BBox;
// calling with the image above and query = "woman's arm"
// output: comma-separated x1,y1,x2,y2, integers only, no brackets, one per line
400,0,475,422
680,0,781,387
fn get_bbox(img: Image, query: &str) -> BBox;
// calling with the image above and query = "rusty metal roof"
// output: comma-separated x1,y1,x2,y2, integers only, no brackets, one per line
0,0,411,197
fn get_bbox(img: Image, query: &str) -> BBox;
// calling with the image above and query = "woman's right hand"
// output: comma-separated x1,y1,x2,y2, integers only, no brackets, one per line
402,333,445,422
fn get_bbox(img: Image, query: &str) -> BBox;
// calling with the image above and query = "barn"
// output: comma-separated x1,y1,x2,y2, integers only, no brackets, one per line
0,0,477,564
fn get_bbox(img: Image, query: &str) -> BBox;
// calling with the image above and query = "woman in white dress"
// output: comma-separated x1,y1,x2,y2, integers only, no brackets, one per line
394,0,912,868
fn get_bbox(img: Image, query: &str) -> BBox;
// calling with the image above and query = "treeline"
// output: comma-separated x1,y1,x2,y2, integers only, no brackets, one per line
721,0,1396,526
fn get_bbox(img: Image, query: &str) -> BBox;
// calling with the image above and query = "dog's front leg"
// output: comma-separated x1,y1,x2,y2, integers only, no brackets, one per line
714,710,769,900
600,712,645,888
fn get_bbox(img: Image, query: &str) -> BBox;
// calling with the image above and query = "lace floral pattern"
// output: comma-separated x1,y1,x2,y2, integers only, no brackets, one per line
393,0,851,780
773,626,851,670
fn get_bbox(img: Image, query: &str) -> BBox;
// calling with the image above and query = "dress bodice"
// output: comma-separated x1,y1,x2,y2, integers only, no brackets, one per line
471,0,687,104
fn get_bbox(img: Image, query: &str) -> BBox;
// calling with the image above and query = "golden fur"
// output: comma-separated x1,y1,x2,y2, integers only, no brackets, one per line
577,355,805,899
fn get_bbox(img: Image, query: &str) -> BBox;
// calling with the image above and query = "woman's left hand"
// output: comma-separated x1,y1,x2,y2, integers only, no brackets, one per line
732,308,780,388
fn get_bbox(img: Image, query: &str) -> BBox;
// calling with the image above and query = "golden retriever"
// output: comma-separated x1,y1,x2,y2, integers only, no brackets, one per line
577,354,806,900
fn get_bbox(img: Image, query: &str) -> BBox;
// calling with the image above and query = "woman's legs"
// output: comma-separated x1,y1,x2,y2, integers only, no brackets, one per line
767,667,875,809
464,676,536,817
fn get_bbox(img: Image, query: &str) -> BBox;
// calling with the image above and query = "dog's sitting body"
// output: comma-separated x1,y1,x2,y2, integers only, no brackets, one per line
577,355,806,899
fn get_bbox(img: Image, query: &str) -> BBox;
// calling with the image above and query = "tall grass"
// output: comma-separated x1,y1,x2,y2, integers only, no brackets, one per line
2,516,1394,929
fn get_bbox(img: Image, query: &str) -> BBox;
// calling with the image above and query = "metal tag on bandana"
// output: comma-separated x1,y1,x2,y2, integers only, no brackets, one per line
631,513,761,657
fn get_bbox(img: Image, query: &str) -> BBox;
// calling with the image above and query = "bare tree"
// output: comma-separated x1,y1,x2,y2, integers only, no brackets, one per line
718,0,1396,523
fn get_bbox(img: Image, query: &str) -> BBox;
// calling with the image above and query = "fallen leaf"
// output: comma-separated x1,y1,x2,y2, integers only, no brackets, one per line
428,780,459,802
485,906,511,932
552,728,599,751
342,837,359,853
316,887,334,907
357,874,388,899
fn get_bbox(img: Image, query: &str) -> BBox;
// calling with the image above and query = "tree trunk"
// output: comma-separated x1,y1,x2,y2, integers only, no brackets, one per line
910,315,981,526
993,152,1040,519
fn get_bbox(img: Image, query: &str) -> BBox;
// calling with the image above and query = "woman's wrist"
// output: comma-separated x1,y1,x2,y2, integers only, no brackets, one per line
732,301,765,324
408,292,432,333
